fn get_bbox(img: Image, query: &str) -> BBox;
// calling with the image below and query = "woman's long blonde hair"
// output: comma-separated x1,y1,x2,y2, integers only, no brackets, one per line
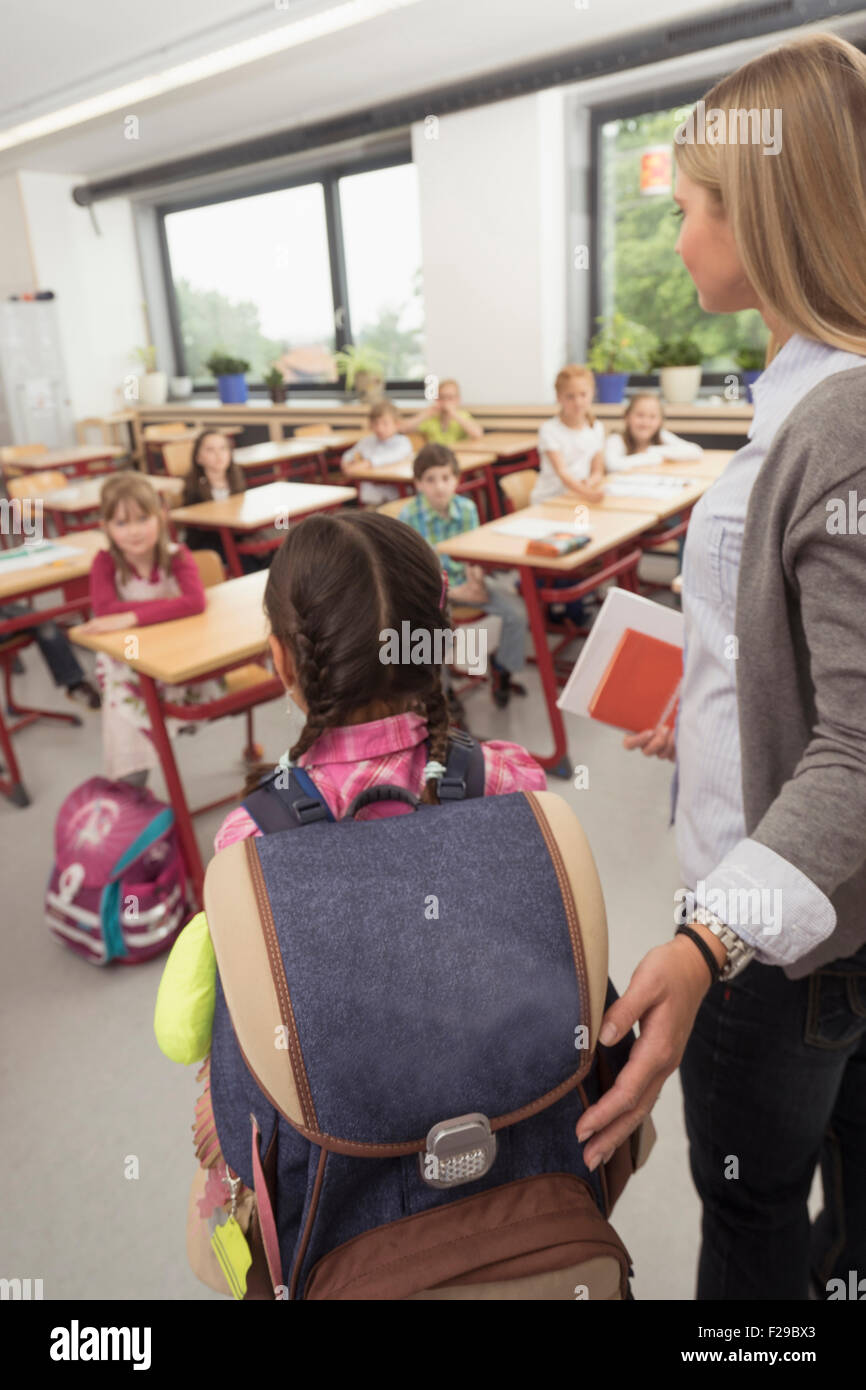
674,32,866,360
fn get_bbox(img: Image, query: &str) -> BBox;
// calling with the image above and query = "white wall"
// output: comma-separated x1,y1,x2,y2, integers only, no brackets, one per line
412,91,567,406
0,174,37,299
17,171,146,419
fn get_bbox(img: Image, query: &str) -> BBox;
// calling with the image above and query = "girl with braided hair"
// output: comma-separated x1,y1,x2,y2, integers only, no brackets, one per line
154,511,544,1275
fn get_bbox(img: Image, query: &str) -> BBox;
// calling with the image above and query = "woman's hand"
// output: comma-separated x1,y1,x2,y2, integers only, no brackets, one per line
77,611,137,634
576,934,720,1170
624,724,676,759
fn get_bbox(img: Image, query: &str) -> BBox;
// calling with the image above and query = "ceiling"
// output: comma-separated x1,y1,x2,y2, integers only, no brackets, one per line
0,0,734,180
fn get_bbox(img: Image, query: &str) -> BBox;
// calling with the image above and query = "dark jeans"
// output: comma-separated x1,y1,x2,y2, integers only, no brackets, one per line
0,602,84,688
680,939,866,1299
537,574,585,626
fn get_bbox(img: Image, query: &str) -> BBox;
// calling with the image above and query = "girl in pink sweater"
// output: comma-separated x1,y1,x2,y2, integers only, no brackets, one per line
79,473,221,783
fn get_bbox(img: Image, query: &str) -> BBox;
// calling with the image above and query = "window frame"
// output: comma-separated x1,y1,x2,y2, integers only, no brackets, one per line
588,79,740,390
156,148,426,396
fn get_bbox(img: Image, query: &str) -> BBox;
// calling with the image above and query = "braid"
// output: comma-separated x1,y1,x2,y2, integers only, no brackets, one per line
421,672,450,805
288,627,343,763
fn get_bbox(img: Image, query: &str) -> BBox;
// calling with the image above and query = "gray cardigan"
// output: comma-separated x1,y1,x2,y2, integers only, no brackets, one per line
737,363,866,978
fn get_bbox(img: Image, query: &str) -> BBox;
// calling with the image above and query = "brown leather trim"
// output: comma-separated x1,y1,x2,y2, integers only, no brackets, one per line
304,1172,630,1301
406,1254,624,1300
526,791,606,1048
243,1128,279,1301
246,840,318,1131
292,1147,328,1300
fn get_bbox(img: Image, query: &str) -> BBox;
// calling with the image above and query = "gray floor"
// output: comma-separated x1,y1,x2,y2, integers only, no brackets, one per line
0,574,818,1301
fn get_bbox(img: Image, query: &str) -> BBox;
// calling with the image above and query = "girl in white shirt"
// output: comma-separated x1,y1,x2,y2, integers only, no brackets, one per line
530,365,606,504
604,394,703,471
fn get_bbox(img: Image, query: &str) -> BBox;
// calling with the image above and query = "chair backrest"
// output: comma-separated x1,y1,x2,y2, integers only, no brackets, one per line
499,468,537,513
295,424,333,437
376,498,410,520
6,470,68,501
1,444,48,462
143,423,187,439
162,440,194,476
408,432,426,453
191,549,226,589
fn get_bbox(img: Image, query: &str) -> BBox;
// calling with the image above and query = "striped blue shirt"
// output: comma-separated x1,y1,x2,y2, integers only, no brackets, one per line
674,334,866,966
399,492,480,585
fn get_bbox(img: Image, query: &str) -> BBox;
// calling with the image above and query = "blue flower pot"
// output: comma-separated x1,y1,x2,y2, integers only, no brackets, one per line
217,373,248,405
593,372,629,404
742,369,761,404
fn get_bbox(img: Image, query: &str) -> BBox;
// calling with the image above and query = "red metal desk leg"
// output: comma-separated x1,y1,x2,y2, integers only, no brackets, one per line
517,562,570,777
219,527,243,578
138,673,205,908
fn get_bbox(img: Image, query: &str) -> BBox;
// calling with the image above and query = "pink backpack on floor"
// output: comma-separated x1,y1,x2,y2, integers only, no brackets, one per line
45,777,191,965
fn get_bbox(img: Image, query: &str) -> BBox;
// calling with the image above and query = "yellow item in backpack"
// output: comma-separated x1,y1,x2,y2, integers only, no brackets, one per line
154,911,216,1064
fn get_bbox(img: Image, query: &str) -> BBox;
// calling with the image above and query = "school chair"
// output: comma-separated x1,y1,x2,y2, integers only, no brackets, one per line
408,433,426,453
190,550,276,767
162,440,194,477
498,469,537,513
0,443,48,488
3,471,68,545
294,424,333,437
143,423,188,475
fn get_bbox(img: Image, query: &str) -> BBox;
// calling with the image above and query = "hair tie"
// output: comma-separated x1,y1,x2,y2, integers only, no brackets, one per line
423,760,447,783
277,750,295,770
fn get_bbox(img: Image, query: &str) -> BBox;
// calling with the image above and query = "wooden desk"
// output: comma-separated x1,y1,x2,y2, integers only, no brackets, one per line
436,505,653,775
2,446,125,480
345,450,494,489
42,475,184,534
170,481,357,576
545,476,707,521
70,570,281,903
233,433,362,484
627,449,732,480
0,530,106,805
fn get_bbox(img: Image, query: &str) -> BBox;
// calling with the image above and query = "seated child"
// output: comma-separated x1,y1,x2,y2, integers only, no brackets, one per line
400,444,528,708
153,509,545,1253
403,378,483,445
77,473,224,785
531,364,606,506
0,601,100,709
340,399,412,505
181,431,265,574
604,394,703,470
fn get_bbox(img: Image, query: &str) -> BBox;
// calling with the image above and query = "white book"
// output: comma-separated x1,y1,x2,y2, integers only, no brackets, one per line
0,540,83,574
557,588,683,718
491,517,592,540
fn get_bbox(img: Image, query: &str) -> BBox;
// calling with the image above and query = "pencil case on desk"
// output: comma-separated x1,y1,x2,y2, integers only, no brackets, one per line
526,534,591,557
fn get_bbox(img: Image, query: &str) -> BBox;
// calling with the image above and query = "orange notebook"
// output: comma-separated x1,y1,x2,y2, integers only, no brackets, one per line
588,627,682,733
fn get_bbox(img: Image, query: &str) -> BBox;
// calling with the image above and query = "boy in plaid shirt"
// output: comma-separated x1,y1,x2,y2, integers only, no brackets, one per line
400,444,528,708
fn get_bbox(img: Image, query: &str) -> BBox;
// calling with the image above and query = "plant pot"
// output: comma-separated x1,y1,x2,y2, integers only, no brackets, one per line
139,371,168,406
593,372,629,404
742,370,761,403
659,364,702,405
170,376,192,400
268,387,287,405
216,373,248,405
354,371,385,403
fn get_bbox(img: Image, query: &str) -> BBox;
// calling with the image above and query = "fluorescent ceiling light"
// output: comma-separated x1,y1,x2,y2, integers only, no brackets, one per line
0,0,424,154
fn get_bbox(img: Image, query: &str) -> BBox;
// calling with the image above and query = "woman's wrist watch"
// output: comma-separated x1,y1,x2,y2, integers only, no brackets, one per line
689,907,757,980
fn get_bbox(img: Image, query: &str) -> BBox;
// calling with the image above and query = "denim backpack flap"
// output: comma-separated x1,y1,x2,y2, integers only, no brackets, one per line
228,790,600,1149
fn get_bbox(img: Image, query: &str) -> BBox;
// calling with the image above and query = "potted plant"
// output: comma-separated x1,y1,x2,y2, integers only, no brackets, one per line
131,345,168,406
587,314,657,403
651,337,704,404
734,346,765,403
205,351,251,405
333,344,386,401
263,365,287,405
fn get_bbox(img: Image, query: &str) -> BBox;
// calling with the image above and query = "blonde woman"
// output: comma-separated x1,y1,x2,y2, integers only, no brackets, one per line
577,32,866,1300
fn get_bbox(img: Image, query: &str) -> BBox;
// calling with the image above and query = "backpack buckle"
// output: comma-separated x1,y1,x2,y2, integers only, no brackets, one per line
293,797,330,825
437,776,466,801
420,1113,497,1189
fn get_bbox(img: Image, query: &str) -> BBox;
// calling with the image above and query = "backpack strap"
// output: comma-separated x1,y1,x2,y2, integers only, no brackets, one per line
242,731,485,834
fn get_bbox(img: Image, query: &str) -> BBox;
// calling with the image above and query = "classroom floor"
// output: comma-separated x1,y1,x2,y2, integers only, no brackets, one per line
0,573,818,1301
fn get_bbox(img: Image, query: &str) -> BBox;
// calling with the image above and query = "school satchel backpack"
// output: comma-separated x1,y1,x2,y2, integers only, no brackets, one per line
45,776,191,965
205,731,655,1300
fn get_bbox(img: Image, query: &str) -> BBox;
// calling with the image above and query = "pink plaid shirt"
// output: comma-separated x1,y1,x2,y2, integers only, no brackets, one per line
214,712,545,850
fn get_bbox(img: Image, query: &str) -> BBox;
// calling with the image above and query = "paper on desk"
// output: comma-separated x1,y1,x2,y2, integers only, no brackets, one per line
0,541,84,574
557,588,683,718
603,476,696,498
492,517,592,540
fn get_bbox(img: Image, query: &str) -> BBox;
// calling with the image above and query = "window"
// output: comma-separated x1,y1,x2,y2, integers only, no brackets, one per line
161,156,427,389
338,163,425,380
595,102,765,373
